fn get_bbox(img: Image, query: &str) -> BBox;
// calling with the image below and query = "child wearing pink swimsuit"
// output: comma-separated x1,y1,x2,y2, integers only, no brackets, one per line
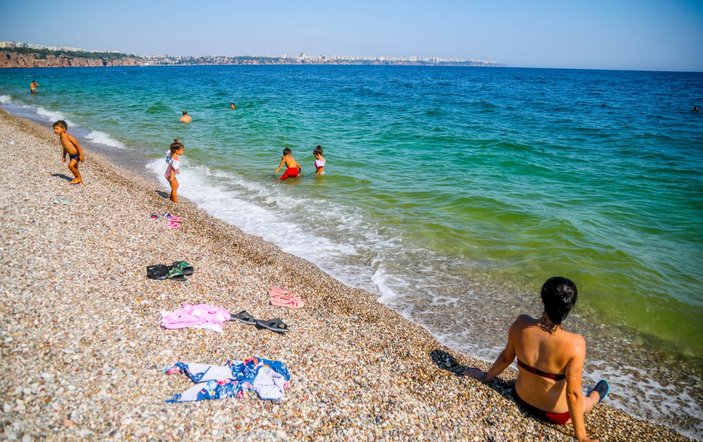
313,145,326,176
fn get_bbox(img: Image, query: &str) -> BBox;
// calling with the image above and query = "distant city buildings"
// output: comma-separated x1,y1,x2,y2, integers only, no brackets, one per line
142,53,501,67
0,42,502,67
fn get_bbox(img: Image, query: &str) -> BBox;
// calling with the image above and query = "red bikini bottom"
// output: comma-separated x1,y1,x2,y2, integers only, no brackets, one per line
513,388,571,425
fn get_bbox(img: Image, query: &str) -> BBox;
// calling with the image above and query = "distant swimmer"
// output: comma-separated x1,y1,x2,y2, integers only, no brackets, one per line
694,105,700,113
30,80,39,94
230,102,236,110
274,147,302,180
179,111,192,124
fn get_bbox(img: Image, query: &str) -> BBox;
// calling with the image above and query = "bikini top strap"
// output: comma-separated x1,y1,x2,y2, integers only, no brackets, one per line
517,359,566,381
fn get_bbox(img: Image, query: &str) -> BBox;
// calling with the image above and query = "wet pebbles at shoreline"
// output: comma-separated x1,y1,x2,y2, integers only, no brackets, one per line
0,110,690,441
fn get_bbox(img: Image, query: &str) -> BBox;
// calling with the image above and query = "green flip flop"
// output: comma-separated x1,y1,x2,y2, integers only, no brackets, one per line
171,261,194,276
166,266,186,281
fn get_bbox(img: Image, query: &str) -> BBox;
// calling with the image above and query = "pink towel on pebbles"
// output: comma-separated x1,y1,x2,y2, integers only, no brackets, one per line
161,303,231,333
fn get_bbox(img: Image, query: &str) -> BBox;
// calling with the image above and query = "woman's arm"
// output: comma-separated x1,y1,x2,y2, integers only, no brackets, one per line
565,336,594,442
465,318,518,381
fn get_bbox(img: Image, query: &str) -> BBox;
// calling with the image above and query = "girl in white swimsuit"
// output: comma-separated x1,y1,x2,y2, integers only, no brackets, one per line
313,145,326,176
165,139,184,203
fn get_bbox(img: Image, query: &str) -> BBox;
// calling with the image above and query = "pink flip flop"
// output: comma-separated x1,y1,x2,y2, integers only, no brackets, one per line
270,295,305,309
269,286,305,309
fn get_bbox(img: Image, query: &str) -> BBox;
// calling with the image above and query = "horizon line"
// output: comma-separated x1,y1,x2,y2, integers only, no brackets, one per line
2,41,702,73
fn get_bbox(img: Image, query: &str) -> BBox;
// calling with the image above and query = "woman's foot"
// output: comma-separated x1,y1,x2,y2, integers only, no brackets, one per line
589,380,610,403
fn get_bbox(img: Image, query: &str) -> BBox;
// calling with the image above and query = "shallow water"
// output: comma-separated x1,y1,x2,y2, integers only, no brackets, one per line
2,65,702,438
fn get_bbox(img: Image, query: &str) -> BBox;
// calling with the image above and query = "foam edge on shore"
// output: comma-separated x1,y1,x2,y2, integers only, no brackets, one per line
0,108,691,441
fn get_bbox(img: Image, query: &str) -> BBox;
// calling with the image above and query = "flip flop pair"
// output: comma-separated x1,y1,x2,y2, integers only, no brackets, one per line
150,213,182,228
146,261,194,281
231,310,289,334
269,286,305,309
163,213,182,229
164,213,182,222
147,264,184,281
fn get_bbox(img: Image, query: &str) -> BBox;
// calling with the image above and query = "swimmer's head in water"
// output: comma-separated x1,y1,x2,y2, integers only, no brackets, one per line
182,111,188,115
540,276,578,325
282,147,292,156
313,145,324,156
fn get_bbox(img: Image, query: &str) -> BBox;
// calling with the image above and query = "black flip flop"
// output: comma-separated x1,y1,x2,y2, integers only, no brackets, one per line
231,310,257,325
146,264,170,280
255,318,289,334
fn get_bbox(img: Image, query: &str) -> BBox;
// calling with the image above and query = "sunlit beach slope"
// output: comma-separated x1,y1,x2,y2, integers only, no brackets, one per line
0,108,695,440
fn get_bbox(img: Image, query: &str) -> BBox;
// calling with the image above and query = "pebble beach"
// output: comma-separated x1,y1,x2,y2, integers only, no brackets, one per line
0,109,691,441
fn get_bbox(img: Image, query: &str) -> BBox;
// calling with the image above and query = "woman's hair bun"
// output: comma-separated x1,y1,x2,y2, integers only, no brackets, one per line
540,276,578,325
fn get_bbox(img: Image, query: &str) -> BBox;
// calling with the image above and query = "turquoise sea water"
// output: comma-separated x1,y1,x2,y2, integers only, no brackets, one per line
1,65,702,437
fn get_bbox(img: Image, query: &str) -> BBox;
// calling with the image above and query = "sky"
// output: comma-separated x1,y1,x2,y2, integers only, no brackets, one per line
1,0,702,71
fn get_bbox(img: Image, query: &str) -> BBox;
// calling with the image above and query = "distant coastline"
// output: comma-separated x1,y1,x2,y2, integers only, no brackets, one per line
0,41,502,69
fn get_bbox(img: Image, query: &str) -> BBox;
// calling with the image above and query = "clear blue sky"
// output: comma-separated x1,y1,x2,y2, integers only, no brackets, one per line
1,0,702,71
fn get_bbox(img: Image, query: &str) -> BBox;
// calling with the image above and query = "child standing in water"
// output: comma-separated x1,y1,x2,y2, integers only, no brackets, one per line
313,145,326,176
165,139,184,203
274,147,302,180
52,120,84,184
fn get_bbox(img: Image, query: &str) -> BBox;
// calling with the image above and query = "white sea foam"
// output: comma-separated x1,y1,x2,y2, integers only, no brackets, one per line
146,159,374,289
585,362,703,440
0,95,11,104
145,157,703,439
372,266,401,303
36,106,66,122
86,130,126,149
34,106,78,128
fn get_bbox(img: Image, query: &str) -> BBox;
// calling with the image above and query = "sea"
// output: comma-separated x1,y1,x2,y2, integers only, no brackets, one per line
1,65,701,438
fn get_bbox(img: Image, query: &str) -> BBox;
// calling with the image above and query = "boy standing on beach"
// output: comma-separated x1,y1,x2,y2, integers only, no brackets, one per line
274,147,302,180
53,120,84,184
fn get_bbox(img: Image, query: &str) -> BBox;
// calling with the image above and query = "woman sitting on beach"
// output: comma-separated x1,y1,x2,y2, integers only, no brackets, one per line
464,276,609,442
